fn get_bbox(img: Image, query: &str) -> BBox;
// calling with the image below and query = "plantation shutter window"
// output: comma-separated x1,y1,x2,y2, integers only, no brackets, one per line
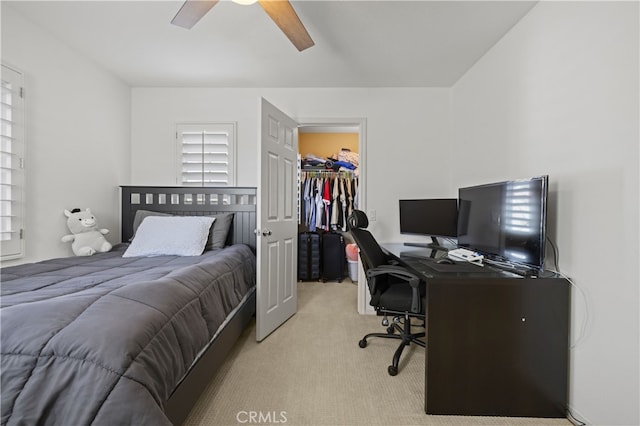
177,123,236,186
1,65,25,259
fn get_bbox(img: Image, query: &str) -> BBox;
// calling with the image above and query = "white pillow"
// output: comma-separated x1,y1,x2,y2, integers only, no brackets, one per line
123,216,215,257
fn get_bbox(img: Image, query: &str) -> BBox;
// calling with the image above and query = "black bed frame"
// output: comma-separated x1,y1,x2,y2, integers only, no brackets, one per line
120,186,257,425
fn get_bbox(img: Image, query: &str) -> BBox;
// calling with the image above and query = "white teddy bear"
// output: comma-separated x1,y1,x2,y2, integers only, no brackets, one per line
62,208,112,256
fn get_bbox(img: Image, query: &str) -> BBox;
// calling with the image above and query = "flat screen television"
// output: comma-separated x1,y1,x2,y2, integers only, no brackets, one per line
457,175,549,271
399,198,458,250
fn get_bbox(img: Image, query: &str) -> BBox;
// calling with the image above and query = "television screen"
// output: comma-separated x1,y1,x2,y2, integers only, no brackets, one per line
457,176,548,270
399,198,458,238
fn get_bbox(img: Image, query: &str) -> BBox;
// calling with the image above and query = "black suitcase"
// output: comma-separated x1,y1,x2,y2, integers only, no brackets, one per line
322,232,346,282
298,232,321,281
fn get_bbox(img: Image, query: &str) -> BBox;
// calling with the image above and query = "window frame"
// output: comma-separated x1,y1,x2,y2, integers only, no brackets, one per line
175,122,237,187
1,64,25,260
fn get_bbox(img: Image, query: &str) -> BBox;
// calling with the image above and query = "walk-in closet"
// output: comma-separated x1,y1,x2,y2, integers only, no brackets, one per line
297,126,361,283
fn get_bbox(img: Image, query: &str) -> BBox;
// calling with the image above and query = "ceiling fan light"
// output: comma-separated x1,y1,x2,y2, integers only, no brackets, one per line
232,0,258,5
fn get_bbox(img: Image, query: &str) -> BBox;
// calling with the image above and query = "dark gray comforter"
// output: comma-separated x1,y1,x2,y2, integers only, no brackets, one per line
1,244,256,425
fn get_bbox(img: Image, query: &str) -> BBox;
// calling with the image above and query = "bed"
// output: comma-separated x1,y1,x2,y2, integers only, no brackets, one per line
1,186,258,426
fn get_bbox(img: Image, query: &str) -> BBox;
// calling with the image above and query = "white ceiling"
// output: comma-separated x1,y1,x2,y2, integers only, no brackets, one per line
4,0,537,88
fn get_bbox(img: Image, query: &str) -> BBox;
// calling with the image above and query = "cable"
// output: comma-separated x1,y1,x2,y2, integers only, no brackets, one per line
546,237,591,424
443,237,458,247
545,237,589,349
547,236,560,272
567,408,587,425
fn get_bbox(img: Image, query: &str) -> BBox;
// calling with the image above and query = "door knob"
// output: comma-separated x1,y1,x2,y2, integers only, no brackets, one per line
262,229,272,236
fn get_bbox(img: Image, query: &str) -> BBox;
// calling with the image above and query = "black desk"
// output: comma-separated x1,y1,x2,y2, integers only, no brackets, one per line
383,244,570,418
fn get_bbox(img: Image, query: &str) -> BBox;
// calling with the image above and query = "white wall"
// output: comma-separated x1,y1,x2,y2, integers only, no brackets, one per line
451,2,639,424
131,87,452,242
1,5,131,266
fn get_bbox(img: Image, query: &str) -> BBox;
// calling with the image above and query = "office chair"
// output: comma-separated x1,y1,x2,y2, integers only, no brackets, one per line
347,210,426,376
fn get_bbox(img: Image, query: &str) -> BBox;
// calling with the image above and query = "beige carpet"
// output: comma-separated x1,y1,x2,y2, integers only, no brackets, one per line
183,281,571,426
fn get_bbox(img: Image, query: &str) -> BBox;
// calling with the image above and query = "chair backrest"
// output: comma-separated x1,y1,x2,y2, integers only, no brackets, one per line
347,210,388,273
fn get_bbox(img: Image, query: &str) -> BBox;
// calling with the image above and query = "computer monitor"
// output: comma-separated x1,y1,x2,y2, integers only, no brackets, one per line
399,198,458,250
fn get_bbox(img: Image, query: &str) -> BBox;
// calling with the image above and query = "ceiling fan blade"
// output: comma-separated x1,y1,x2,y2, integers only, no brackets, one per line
258,0,314,51
171,0,219,29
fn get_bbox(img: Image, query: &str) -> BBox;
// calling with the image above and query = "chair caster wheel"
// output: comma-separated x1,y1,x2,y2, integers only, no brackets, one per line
386,326,395,334
388,365,398,376
359,339,367,348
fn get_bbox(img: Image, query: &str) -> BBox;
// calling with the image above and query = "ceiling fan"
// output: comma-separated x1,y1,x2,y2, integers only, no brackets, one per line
171,0,315,51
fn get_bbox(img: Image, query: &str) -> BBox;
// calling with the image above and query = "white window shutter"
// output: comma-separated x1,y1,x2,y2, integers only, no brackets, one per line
176,123,236,186
1,65,25,259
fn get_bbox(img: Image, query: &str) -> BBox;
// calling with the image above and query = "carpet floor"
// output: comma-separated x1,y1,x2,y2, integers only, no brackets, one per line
183,280,571,426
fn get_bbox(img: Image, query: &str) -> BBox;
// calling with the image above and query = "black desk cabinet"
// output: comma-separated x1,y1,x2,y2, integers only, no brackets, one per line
424,276,570,417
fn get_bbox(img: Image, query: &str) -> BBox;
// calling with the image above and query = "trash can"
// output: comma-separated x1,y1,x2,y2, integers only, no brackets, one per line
347,259,358,282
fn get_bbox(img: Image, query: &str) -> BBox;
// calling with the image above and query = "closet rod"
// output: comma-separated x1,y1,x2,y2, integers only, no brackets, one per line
301,170,355,177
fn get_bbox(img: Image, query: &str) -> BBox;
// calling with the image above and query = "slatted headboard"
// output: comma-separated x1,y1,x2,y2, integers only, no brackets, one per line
120,186,257,250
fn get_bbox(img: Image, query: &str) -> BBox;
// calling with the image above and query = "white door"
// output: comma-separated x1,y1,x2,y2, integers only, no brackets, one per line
256,98,298,341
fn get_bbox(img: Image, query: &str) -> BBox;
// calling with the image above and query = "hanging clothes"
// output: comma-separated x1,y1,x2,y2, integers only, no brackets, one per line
300,171,358,232
330,177,340,227
314,178,324,231
322,178,331,230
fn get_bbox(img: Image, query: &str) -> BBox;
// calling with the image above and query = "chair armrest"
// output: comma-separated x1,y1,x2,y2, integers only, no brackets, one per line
366,265,421,287
366,265,423,313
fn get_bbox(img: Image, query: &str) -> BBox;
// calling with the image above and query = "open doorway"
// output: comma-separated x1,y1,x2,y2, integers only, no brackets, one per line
296,118,371,314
